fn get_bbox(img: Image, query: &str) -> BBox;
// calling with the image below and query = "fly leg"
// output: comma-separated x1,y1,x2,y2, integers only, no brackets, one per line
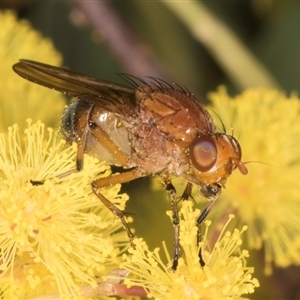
196,183,222,266
162,176,180,271
92,168,144,248
180,182,193,201
72,112,147,248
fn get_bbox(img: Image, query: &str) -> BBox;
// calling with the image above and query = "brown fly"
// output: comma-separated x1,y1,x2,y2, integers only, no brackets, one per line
13,60,248,270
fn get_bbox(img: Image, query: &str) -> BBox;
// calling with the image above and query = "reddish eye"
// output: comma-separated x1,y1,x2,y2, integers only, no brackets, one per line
189,136,217,172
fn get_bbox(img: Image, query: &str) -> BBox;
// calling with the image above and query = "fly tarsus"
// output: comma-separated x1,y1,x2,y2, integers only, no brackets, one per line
30,179,44,186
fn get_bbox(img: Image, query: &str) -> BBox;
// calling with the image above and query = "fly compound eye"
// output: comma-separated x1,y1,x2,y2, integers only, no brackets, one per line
189,136,217,172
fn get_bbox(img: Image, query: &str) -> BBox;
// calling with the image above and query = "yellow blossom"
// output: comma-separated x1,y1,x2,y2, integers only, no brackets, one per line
207,87,300,274
0,10,65,132
0,120,129,299
120,201,259,300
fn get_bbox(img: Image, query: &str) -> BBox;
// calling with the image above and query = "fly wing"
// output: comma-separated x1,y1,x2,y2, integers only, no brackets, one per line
13,59,135,104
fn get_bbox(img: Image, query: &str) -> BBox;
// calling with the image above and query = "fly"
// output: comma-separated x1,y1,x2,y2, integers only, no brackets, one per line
13,59,248,270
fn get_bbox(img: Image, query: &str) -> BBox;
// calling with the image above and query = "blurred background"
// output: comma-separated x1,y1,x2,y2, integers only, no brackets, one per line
2,1,300,299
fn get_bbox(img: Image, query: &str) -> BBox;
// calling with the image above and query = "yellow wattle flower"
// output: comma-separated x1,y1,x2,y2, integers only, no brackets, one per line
120,201,259,300
208,87,300,274
0,10,65,132
0,120,129,299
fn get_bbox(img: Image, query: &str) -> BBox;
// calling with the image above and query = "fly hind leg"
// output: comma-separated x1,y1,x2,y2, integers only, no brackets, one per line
92,168,144,248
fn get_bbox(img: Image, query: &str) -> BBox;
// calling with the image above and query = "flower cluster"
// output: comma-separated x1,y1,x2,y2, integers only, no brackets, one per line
0,10,65,132
120,201,258,300
0,120,129,299
208,87,300,274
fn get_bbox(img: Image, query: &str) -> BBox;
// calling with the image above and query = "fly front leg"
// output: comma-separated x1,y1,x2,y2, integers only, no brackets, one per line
196,183,222,266
92,168,144,249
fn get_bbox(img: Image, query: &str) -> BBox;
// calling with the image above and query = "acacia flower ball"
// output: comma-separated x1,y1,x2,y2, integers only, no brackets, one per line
0,120,129,299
